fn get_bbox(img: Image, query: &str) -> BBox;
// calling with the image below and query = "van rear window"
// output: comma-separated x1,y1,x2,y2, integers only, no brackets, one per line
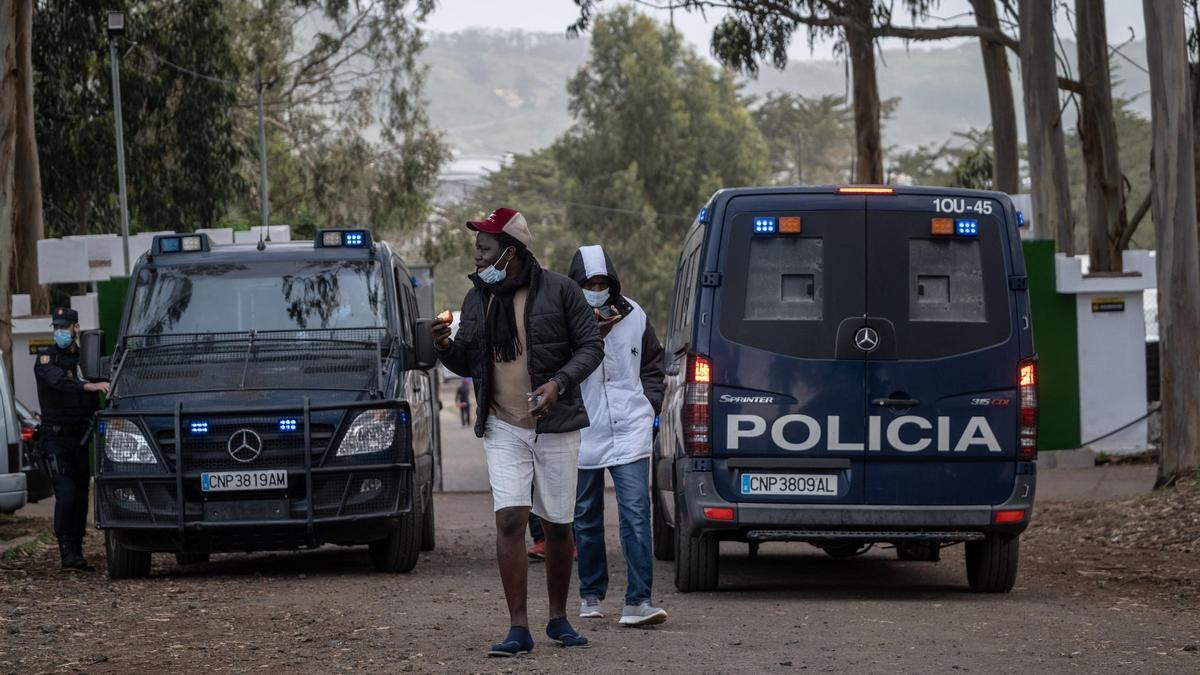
909,239,986,323
744,238,824,321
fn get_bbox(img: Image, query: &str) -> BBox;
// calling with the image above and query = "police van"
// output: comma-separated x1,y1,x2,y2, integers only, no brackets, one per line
655,186,1037,593
80,230,440,578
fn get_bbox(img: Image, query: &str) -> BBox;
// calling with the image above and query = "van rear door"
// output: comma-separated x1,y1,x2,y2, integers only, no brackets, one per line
863,194,1019,505
710,194,868,505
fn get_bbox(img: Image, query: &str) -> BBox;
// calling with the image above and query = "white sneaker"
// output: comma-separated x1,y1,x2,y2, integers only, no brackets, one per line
619,601,667,627
579,597,603,618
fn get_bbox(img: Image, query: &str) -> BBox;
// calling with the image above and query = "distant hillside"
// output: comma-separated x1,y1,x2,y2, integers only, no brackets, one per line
422,30,1150,156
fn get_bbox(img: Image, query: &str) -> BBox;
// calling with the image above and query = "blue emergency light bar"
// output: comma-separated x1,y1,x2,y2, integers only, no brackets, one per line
753,216,778,235
315,229,373,249
278,418,298,432
152,233,211,255
956,219,979,236
190,420,209,435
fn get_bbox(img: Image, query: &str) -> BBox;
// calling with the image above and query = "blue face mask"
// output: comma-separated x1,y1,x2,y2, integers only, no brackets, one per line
582,288,610,308
53,329,73,349
478,247,514,285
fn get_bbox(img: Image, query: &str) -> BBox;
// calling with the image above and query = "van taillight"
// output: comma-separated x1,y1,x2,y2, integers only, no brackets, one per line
683,353,712,456
20,426,34,442
1018,358,1038,460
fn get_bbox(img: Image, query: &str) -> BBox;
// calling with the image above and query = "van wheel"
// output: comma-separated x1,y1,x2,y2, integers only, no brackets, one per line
965,534,1019,593
652,489,674,561
420,489,435,552
105,531,152,580
370,497,421,573
174,551,210,566
674,514,717,592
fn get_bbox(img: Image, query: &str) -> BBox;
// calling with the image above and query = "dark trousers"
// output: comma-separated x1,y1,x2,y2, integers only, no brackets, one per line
459,404,470,427
45,427,91,543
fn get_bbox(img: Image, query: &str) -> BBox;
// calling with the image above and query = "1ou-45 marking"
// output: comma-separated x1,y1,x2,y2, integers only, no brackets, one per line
933,198,993,215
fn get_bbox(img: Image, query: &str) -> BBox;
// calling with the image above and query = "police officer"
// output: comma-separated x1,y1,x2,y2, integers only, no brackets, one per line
35,308,109,571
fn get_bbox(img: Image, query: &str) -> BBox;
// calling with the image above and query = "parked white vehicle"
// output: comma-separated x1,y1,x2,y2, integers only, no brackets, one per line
0,353,28,513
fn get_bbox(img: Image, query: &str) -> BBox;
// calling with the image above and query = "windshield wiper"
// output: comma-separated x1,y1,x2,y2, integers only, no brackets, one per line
238,329,257,390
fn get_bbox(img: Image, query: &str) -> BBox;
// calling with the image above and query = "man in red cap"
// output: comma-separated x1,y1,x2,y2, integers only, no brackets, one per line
432,207,604,656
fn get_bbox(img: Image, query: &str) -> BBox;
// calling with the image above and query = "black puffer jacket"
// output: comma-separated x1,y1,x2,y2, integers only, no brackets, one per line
437,257,604,438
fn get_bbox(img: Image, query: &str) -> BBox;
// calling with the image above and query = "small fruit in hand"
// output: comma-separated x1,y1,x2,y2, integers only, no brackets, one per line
437,310,453,324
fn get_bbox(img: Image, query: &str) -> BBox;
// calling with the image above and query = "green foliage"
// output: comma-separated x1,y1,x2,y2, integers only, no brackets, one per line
33,0,445,248
750,93,853,184
34,0,245,237
438,9,767,327
554,8,768,322
1065,97,1155,250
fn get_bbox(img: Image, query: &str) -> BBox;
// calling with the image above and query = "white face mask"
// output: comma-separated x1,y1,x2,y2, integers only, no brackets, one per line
477,247,514,285
582,288,610,308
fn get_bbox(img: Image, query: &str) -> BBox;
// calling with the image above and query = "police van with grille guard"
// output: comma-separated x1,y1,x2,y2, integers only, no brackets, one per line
79,230,441,579
655,186,1037,593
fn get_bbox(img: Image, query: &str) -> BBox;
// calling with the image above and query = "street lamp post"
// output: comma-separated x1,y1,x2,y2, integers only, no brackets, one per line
107,11,131,276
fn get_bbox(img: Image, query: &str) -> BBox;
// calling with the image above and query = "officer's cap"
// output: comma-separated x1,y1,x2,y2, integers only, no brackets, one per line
51,307,79,327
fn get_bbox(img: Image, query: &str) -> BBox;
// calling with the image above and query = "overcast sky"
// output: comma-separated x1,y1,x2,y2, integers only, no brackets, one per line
426,1,1149,61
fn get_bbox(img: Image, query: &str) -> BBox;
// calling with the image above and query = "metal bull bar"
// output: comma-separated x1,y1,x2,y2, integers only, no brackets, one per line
93,398,414,547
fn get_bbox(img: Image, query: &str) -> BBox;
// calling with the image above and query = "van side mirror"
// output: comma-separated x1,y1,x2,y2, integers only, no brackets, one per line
411,319,438,371
79,330,109,381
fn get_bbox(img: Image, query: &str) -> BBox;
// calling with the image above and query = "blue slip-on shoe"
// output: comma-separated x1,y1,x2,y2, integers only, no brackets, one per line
546,617,590,648
487,626,535,657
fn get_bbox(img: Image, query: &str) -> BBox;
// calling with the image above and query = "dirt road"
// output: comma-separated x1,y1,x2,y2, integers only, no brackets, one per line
3,469,1200,673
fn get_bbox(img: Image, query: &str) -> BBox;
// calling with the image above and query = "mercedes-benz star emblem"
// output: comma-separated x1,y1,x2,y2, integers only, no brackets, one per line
227,429,263,463
855,327,880,353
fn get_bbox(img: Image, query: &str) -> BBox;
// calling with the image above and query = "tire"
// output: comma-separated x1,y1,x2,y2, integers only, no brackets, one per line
673,501,718,592
419,488,435,552
370,493,421,573
105,531,152,580
965,534,1019,593
174,551,210,566
652,488,674,561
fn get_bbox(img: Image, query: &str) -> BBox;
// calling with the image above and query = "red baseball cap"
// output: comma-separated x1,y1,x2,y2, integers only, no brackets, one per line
466,207,532,247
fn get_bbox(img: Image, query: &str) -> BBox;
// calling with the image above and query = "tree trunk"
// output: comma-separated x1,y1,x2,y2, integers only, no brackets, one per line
13,0,45,314
1019,0,1074,250
1191,60,1200,260
970,0,1018,193
846,0,883,184
1144,0,1200,487
1,0,20,382
1076,0,1127,272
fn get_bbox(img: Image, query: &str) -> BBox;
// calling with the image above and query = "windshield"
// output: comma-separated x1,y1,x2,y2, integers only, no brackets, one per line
127,260,387,336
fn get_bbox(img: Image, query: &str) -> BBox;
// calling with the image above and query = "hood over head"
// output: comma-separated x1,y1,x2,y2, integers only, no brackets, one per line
568,245,633,316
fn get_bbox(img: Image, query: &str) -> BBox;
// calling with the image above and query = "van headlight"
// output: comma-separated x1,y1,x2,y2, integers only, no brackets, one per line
105,419,157,464
335,410,396,456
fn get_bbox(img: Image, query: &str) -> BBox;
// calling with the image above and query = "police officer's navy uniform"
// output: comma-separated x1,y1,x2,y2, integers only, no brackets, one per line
34,308,101,570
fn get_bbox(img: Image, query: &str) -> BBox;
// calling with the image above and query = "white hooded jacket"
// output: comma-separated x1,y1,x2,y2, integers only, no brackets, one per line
568,245,665,470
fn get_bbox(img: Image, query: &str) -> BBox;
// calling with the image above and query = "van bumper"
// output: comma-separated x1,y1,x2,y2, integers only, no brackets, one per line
679,468,1035,540
0,472,28,514
106,514,403,554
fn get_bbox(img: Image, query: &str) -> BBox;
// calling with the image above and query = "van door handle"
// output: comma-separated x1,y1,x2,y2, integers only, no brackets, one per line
872,398,920,408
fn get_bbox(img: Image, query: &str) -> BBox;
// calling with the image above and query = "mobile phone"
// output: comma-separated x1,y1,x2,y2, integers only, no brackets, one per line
596,305,619,319
528,394,542,411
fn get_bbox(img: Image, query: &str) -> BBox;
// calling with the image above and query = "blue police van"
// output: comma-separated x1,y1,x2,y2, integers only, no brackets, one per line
80,230,440,578
654,186,1037,593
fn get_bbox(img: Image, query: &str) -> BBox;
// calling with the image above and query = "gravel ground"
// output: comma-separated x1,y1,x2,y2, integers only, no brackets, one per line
3,477,1200,674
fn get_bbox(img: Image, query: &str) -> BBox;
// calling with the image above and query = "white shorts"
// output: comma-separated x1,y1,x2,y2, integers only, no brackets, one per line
483,417,580,524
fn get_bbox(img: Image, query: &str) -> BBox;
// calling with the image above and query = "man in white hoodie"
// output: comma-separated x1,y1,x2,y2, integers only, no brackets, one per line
567,245,667,627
